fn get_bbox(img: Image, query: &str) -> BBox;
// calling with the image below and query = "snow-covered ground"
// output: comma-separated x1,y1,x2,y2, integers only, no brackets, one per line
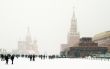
0,57,110,69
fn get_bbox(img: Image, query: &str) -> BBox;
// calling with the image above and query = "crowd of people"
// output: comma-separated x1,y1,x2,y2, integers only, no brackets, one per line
0,54,61,65
0,54,110,65
1,54,15,64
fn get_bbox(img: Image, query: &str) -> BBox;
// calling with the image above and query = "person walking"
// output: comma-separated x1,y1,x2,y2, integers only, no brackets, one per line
5,55,9,64
11,55,15,64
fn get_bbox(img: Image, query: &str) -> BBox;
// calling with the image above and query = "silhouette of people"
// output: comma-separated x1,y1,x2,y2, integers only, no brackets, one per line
29,55,32,61
1,54,4,61
16,54,20,59
5,55,9,64
43,55,46,59
40,55,43,59
32,55,35,61
11,55,15,64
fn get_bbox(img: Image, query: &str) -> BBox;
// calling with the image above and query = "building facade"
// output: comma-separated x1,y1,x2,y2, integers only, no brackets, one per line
60,8,80,56
60,8,108,57
18,28,38,55
67,37,107,57
93,31,110,52
67,9,80,47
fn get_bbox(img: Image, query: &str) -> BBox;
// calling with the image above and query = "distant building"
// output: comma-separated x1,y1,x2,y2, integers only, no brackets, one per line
61,8,80,49
93,31,110,52
60,44,68,56
60,8,108,57
60,8,80,56
18,27,38,55
0,48,7,54
67,8,80,47
60,44,68,52
67,37,107,57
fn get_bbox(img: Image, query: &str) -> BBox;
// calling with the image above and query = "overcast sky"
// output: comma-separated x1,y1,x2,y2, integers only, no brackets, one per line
0,0,110,54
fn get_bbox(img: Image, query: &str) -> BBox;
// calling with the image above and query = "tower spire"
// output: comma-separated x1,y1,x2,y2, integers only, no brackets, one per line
26,26,32,42
70,7,77,35
67,7,80,47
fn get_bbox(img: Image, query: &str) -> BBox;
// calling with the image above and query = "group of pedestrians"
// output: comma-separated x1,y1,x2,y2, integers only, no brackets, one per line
28,55,58,60
0,54,61,65
0,54,15,64
28,55,35,61
38,55,60,59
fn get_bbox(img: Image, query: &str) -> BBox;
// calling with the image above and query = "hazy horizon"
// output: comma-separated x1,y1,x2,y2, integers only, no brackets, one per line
0,0,110,54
